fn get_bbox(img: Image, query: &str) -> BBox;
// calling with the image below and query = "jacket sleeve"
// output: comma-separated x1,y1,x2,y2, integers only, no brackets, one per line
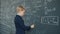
16,17,31,31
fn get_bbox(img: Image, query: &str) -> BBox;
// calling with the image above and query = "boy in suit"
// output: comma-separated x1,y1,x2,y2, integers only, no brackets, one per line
14,5,35,34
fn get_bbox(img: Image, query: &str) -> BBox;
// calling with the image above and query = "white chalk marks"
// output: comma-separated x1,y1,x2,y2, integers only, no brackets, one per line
41,16,59,25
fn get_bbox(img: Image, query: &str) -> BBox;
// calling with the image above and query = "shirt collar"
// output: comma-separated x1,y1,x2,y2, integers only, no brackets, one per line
17,13,21,16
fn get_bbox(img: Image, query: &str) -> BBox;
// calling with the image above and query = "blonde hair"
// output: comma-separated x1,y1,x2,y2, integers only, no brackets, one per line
17,5,25,11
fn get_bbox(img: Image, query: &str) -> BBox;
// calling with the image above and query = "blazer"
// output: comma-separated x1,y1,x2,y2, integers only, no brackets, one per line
14,15,31,34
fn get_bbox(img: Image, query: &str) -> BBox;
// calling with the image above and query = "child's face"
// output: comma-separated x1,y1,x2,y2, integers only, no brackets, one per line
20,9,25,16
17,7,25,16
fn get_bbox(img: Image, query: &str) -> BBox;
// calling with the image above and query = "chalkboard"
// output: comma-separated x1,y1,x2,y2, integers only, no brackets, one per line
0,0,60,34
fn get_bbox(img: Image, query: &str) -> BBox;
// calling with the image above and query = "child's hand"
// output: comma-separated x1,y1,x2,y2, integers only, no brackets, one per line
30,24,35,28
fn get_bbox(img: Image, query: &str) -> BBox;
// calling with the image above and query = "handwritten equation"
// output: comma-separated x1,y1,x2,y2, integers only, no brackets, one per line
41,16,59,25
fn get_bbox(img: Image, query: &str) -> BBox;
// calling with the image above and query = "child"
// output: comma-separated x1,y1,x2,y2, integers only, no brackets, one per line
14,5,35,34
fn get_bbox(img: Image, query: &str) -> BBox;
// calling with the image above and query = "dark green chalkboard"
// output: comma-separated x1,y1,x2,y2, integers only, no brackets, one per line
0,0,60,34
